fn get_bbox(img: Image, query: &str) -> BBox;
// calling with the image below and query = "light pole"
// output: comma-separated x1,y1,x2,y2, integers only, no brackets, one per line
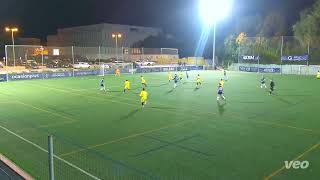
5,27,18,67
112,33,122,61
199,0,232,69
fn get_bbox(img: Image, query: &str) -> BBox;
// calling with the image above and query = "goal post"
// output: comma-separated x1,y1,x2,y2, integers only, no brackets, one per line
98,63,134,76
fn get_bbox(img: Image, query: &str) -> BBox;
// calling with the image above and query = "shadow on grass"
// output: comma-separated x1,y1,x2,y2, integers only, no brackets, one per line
217,101,226,116
238,101,264,104
149,106,176,110
165,89,174,94
272,96,295,105
119,108,140,121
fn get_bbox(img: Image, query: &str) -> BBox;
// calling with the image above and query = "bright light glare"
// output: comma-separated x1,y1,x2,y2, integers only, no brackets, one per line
199,0,233,26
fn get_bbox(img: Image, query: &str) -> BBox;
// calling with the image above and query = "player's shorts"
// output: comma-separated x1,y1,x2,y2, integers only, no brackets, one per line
141,98,147,103
100,84,104,87
124,85,130,90
270,87,274,91
218,91,223,95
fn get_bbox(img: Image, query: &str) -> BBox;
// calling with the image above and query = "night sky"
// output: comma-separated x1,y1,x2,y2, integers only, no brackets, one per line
0,0,316,45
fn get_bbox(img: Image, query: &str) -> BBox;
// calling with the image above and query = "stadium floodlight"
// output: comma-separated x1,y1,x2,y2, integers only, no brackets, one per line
199,0,232,68
112,33,123,61
5,27,19,67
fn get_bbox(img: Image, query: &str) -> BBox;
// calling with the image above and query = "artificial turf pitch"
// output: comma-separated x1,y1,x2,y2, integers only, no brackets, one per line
0,71,319,180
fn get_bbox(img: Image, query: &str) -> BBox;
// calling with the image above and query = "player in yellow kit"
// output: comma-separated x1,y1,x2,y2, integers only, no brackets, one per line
168,72,173,82
115,68,121,76
196,74,202,88
179,71,183,81
317,71,320,79
139,88,148,108
123,80,131,93
141,76,147,87
219,79,225,88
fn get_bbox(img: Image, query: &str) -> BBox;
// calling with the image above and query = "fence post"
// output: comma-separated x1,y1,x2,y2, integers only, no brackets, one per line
5,45,8,67
41,46,44,67
142,47,144,61
48,135,54,180
280,36,284,75
72,46,75,77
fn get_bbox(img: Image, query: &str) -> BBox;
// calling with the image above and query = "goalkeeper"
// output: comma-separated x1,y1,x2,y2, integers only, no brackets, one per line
115,68,121,76
317,71,320,79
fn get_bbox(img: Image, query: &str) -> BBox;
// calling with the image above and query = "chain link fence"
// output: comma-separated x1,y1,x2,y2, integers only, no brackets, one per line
3,46,179,74
233,36,320,75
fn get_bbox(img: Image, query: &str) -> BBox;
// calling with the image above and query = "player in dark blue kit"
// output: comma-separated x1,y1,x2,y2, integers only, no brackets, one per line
217,83,226,101
100,78,106,91
186,71,189,80
260,76,267,89
224,70,228,81
173,74,179,89
269,80,275,95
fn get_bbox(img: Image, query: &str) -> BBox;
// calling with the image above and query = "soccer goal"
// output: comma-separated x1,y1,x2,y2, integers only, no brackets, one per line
98,63,134,76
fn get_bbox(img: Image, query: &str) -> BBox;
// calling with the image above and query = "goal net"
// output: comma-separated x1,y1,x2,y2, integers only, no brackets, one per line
98,63,134,76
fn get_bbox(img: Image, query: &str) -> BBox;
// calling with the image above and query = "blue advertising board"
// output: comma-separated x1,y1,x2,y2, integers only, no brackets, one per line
43,71,73,79
281,55,309,61
8,70,99,81
136,66,204,73
73,70,99,77
239,66,280,73
0,74,7,82
9,73,43,81
259,67,281,73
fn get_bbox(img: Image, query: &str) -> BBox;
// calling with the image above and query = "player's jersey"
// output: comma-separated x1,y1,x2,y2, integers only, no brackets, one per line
261,77,266,84
220,80,225,87
124,81,130,89
141,77,146,84
179,72,183,79
196,76,201,83
173,75,179,83
270,81,275,89
317,72,320,79
217,86,224,94
116,69,120,74
224,71,227,76
100,80,105,87
140,91,148,100
168,73,173,80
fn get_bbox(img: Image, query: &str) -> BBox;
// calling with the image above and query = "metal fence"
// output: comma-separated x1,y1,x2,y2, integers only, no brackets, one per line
4,46,179,68
237,36,320,65
0,124,210,180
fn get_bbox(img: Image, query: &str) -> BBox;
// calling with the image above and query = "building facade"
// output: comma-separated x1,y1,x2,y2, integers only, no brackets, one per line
18,38,41,45
47,23,162,47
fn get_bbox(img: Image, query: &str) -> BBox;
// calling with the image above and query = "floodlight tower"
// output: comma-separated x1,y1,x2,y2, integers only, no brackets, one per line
199,0,233,69
5,27,18,67
112,33,122,61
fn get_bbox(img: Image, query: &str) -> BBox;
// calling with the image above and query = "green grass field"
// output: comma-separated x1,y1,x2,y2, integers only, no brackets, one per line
0,71,319,180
